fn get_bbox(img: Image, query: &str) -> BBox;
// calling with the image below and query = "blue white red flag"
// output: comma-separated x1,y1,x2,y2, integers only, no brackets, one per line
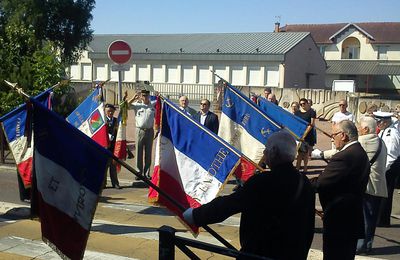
66,87,108,148
31,98,109,260
218,83,281,163
258,97,309,140
148,99,255,233
0,89,53,188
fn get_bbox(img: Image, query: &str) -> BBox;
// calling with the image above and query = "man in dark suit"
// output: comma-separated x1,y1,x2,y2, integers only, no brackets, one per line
311,120,370,260
183,131,315,259
105,104,121,189
193,99,219,134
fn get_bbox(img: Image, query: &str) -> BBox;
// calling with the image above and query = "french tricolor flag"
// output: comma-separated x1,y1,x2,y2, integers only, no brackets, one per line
218,83,281,164
66,87,108,148
31,98,109,260
148,99,255,233
0,90,53,188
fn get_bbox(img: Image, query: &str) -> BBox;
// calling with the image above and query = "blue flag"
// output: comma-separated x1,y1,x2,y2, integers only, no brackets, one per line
218,83,281,162
258,97,310,140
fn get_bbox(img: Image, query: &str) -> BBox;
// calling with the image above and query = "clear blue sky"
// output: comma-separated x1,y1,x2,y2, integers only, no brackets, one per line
92,0,400,34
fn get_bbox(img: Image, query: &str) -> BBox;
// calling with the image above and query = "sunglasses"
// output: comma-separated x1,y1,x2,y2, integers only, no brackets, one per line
200,103,208,106
339,104,346,107
300,103,307,105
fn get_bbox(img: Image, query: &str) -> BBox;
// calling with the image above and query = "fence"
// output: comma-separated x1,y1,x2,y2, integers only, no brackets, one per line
158,225,270,260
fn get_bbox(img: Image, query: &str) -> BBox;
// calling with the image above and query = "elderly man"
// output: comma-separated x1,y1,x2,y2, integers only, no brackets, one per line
193,99,219,134
374,111,400,227
267,93,279,105
356,116,388,254
178,95,196,116
331,99,355,124
310,120,370,260
183,131,315,259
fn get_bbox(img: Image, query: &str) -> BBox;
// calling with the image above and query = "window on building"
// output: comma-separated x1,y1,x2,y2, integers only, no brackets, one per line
231,66,245,85
138,64,150,81
198,65,211,84
378,46,388,60
182,65,194,83
265,66,279,87
214,65,228,84
152,65,164,83
341,37,360,59
248,66,262,86
167,65,179,83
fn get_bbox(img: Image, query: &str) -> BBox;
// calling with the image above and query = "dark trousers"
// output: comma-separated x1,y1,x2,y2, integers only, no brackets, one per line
378,158,400,226
323,232,357,260
357,194,382,250
109,162,119,187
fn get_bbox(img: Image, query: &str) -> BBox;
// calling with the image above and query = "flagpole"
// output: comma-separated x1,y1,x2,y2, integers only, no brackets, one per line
4,80,30,99
109,152,237,250
314,125,332,138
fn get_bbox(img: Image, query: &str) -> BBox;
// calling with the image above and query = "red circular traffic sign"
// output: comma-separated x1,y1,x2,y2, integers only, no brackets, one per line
108,40,132,64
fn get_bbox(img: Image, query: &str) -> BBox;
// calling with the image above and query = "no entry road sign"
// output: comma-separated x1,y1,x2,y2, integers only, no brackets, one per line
108,40,132,64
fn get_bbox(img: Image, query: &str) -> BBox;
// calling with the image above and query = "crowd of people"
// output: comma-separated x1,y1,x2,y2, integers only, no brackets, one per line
102,86,399,259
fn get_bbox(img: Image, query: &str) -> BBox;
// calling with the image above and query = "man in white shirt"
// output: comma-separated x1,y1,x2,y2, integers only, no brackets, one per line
331,99,355,124
374,111,400,227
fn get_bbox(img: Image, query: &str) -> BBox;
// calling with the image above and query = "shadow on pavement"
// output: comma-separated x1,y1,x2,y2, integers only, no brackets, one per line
91,223,186,235
1,207,31,221
99,196,127,203
367,245,400,256
131,182,149,189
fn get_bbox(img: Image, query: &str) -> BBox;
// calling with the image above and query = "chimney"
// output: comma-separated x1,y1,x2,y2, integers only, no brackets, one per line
274,22,280,32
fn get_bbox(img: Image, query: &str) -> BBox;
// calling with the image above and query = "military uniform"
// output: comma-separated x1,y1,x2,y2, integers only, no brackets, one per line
375,112,400,226
131,100,156,178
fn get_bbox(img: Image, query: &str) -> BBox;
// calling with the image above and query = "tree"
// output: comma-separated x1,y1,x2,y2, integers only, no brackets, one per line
0,0,95,115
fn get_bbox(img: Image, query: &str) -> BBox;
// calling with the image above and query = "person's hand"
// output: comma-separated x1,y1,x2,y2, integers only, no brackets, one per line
182,208,195,225
311,149,323,159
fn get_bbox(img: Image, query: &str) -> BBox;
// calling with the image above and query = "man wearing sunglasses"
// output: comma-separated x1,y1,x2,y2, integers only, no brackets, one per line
193,99,219,134
331,99,355,124
310,120,370,259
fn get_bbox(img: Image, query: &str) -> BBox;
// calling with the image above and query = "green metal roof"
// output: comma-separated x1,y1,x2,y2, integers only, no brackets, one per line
89,32,310,55
326,60,400,75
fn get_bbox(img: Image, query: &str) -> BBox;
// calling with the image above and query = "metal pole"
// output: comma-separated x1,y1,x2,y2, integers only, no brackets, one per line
118,70,123,102
158,225,176,260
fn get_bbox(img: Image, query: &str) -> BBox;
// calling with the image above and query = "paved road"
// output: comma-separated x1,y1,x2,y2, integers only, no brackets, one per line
0,120,399,259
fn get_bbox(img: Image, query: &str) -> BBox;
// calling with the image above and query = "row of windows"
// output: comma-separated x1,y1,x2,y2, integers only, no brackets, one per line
70,64,280,87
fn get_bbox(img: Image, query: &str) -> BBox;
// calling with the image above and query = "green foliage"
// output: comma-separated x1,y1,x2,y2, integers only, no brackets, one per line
0,0,94,116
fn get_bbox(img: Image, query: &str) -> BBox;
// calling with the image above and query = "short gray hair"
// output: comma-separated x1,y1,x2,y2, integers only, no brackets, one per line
360,116,377,134
337,120,358,141
265,131,296,167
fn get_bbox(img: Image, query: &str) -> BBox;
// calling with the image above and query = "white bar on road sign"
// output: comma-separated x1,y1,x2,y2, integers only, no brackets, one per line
111,50,130,55
111,64,130,71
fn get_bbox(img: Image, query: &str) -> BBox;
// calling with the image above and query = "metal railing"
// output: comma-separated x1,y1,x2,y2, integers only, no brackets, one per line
158,225,271,260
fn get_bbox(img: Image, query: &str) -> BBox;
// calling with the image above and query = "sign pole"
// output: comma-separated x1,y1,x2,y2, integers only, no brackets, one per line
118,70,123,102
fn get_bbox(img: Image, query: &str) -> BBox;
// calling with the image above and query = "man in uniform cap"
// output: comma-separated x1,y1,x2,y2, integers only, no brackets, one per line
128,89,159,181
373,111,400,227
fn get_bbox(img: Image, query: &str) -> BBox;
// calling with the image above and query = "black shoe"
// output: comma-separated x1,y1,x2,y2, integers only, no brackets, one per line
135,176,140,180
114,184,122,189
